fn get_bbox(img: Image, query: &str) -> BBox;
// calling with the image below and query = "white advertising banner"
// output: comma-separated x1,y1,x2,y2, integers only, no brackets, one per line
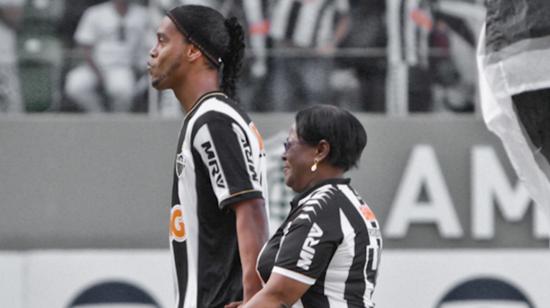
376,250,550,307
0,252,24,308
25,250,174,308
2,249,549,307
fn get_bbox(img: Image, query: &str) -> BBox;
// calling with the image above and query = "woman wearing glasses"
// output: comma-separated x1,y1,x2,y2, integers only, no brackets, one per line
242,105,383,308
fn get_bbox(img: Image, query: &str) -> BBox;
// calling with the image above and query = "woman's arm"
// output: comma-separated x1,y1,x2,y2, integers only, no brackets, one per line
243,272,310,308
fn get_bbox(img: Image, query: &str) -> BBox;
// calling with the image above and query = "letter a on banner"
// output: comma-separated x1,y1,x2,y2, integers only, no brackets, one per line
385,145,463,238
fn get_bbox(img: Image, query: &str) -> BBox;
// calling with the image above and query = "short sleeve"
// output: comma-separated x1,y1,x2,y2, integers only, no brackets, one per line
273,211,340,285
192,112,263,210
74,8,98,45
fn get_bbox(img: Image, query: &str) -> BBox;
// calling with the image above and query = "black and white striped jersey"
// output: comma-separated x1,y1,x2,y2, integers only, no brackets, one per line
169,91,269,308
269,0,350,48
257,178,382,308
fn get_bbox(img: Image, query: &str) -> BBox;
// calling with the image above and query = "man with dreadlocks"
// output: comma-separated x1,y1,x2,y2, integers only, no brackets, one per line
148,5,269,307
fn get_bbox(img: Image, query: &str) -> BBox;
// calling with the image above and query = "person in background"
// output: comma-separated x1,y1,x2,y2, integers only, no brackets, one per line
64,0,149,112
244,105,382,308
148,5,269,307
0,0,24,113
266,0,351,111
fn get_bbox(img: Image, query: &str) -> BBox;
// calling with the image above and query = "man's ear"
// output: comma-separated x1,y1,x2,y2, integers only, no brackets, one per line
186,43,202,62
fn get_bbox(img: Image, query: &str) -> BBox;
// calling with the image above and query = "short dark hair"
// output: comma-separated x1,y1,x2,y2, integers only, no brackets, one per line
295,105,367,172
167,5,245,99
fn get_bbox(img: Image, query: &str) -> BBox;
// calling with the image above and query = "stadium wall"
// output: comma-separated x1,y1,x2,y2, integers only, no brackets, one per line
1,114,549,307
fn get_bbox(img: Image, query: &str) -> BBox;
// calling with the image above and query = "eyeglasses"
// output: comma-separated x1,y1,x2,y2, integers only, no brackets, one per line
283,138,302,152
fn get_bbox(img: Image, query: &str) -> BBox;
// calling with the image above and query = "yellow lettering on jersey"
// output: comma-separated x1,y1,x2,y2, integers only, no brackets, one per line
170,205,187,242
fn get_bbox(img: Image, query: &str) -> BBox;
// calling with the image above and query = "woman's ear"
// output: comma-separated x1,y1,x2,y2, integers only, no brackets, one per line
315,140,331,163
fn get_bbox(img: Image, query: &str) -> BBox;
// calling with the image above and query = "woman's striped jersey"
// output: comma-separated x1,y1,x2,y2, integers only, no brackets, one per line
257,178,382,308
169,92,269,308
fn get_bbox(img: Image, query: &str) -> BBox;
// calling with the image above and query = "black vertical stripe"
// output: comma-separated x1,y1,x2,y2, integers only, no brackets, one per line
173,242,188,308
311,0,334,47
172,122,188,206
285,1,303,40
337,188,371,307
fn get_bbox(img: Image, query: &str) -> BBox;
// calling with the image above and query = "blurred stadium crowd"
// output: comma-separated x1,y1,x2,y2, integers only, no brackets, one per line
0,0,485,115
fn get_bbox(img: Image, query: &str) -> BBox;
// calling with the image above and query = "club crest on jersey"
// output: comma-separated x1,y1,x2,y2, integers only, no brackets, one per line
175,152,185,178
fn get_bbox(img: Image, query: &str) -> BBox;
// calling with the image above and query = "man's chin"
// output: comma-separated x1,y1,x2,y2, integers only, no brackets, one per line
151,79,166,90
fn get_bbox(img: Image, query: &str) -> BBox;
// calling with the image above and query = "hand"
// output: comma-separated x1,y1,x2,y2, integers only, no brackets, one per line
317,42,336,56
251,59,267,78
224,301,243,308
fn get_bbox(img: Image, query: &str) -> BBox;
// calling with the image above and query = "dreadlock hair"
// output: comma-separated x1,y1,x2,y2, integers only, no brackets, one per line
167,5,245,99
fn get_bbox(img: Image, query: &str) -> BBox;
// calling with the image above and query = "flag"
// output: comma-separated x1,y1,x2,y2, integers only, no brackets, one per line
477,0,550,223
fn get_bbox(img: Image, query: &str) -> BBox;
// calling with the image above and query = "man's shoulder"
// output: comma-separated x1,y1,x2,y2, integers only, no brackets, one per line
197,95,248,122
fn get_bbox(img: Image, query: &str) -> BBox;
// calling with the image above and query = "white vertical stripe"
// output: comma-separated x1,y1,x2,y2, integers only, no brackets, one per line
405,0,420,65
193,125,230,201
169,238,179,306
323,208,355,306
362,246,375,307
270,0,294,40
176,138,199,308
316,6,335,47
295,0,324,46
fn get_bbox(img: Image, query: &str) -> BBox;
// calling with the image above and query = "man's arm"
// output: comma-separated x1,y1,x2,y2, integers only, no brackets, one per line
79,43,108,106
319,5,350,54
0,5,23,31
231,197,269,303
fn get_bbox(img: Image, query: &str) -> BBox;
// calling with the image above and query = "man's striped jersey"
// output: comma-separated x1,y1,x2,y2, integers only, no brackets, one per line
257,178,382,308
270,0,350,48
170,91,269,308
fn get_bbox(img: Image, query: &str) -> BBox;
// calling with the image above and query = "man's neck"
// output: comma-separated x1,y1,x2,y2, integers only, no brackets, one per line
173,70,220,113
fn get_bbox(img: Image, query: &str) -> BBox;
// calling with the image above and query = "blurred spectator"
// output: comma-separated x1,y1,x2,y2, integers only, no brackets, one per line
64,0,149,112
266,0,350,111
0,0,24,113
58,0,104,49
336,0,387,112
388,0,478,113
221,0,268,111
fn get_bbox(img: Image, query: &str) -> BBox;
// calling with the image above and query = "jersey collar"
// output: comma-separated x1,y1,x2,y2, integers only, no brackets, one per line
184,91,228,120
290,178,351,209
